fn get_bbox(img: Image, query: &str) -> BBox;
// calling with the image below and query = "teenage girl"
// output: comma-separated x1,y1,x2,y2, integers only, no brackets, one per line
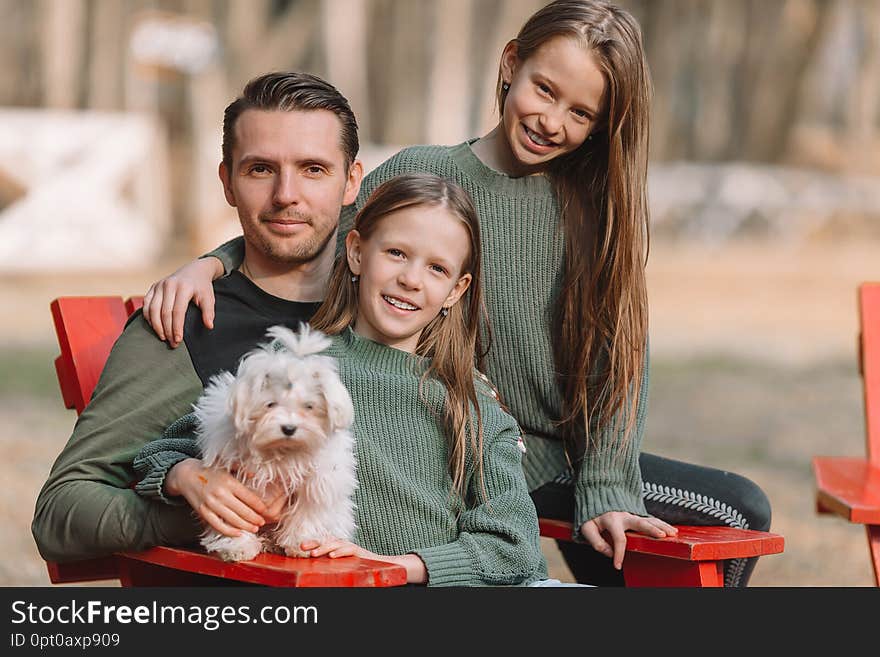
134,174,549,586
141,0,771,586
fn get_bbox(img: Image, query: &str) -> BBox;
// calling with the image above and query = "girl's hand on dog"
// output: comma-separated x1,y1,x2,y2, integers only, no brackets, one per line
165,458,271,536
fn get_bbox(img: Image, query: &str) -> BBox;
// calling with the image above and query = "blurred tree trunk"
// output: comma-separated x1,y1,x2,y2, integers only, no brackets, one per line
845,0,880,173
739,0,826,162
224,0,271,92
370,0,430,144
426,0,472,145
322,0,371,143
86,0,125,109
40,0,87,108
0,0,41,106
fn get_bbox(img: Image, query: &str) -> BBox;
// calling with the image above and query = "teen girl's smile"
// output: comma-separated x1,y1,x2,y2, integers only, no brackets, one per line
345,204,472,354
479,34,606,176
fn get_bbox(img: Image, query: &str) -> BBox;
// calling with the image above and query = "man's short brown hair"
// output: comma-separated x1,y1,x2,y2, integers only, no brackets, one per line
222,72,359,169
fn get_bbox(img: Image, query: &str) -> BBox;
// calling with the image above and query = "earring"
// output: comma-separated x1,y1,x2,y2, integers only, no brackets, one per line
587,133,593,141
351,274,359,283
501,81,510,93
440,307,449,317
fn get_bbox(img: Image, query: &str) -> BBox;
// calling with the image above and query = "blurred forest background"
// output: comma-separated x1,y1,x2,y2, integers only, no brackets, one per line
1,0,879,586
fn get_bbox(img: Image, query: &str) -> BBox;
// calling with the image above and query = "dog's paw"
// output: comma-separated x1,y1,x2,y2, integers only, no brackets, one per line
203,532,263,562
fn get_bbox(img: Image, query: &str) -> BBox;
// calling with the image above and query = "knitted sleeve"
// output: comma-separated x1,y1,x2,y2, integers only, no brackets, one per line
411,412,548,587
202,237,245,276
572,345,650,538
133,414,203,506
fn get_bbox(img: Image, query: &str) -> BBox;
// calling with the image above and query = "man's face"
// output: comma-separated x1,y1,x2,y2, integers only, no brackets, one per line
219,109,361,266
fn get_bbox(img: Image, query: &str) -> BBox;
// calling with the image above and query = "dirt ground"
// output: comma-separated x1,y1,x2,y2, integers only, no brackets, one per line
2,239,878,586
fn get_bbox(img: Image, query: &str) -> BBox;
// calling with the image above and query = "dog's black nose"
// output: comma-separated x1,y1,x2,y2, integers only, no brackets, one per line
281,424,297,436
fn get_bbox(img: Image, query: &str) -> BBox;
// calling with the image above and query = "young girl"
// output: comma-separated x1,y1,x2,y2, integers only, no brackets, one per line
143,0,770,586
134,173,549,586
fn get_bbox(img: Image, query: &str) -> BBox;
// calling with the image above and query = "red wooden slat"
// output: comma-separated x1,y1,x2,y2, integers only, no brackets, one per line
51,297,128,414
623,553,724,587
46,557,120,584
813,456,880,524
124,296,144,316
867,525,880,587
860,283,880,464
539,518,784,561
117,547,407,587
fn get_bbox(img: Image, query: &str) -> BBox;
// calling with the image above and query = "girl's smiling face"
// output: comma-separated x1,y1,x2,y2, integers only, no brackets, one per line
345,203,473,354
499,35,606,175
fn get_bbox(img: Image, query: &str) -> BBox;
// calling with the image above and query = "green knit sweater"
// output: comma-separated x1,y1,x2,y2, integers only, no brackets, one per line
208,141,649,535
134,328,548,587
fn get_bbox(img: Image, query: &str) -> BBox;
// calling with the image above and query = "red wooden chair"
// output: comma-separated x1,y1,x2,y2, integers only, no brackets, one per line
48,295,784,587
813,282,880,586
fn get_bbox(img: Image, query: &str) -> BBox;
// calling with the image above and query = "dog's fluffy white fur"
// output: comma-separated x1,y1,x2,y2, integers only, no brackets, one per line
193,324,357,561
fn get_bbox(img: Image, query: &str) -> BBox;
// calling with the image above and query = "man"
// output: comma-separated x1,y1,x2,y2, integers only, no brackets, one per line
32,72,363,562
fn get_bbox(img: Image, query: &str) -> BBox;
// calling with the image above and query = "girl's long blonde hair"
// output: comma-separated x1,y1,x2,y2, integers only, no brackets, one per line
498,0,650,459
311,173,488,500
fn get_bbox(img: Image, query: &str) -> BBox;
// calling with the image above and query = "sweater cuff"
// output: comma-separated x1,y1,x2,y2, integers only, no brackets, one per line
134,452,192,506
572,485,648,541
411,542,474,587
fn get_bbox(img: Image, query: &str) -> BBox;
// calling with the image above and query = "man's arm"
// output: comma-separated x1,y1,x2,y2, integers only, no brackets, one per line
32,314,202,562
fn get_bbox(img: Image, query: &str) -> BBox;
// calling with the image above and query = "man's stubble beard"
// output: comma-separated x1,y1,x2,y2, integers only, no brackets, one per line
246,212,338,266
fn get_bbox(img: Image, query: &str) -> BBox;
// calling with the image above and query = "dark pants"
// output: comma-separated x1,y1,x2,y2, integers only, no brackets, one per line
530,452,772,587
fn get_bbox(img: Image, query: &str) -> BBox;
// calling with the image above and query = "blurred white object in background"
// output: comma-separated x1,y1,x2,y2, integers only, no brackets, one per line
0,108,170,272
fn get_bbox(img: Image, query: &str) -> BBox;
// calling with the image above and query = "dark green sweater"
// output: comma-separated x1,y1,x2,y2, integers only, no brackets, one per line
209,141,649,535
135,329,548,587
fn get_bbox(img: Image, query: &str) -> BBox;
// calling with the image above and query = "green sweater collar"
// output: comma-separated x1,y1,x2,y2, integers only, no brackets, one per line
336,327,429,376
448,140,553,199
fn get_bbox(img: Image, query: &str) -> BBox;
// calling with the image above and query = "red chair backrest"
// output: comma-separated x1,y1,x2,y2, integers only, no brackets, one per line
860,283,880,464
51,296,146,415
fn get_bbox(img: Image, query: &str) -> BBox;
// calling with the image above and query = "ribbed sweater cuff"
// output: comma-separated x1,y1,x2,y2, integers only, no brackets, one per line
573,485,647,541
411,542,474,587
134,452,191,506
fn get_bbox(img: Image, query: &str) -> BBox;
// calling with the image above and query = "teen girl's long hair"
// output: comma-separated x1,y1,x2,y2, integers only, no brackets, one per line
497,0,650,459
310,173,488,500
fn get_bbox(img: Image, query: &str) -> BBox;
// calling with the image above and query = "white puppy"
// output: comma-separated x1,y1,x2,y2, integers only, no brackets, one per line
193,324,357,561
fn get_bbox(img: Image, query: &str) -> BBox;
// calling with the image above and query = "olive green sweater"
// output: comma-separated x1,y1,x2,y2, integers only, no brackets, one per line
135,329,548,587
208,141,649,536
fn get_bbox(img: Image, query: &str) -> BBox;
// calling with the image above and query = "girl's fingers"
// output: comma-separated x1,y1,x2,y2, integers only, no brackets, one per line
199,507,241,538
142,286,155,331
308,540,345,557
644,516,677,536
170,285,192,347
634,517,668,537
160,282,176,347
197,287,216,330
208,494,262,533
264,493,287,522
328,545,356,559
580,521,613,560
146,286,166,340
607,526,628,570
654,517,678,535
